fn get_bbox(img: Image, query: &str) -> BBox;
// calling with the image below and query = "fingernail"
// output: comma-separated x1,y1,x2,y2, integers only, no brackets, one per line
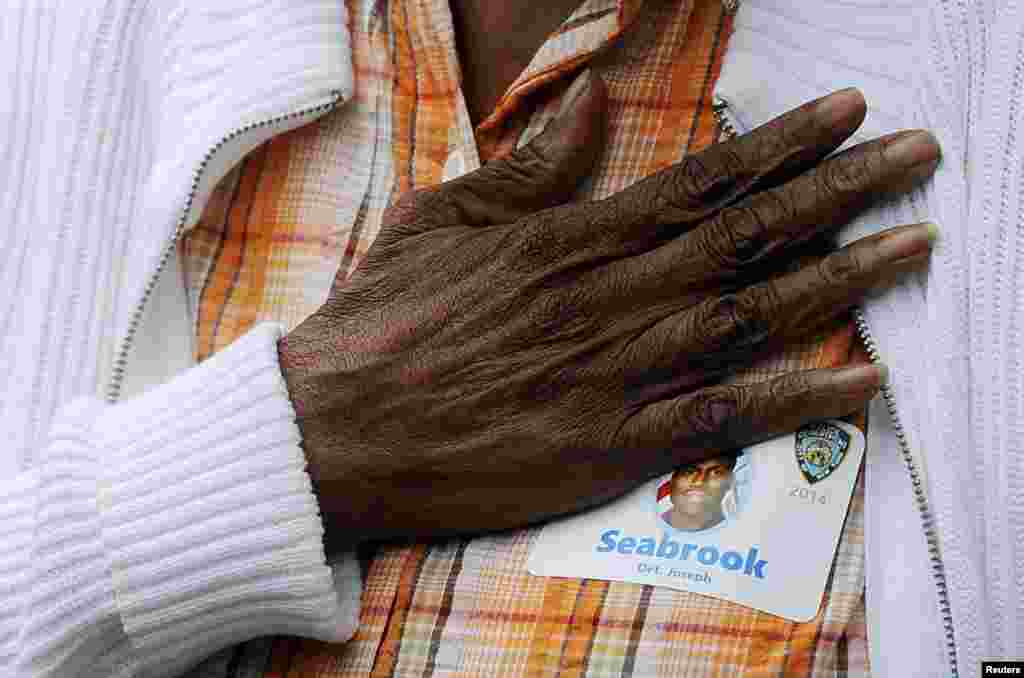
832,363,888,393
815,87,865,128
876,222,940,261
883,129,941,180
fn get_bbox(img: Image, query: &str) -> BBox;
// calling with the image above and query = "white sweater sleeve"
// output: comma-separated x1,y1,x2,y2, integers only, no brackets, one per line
0,323,361,678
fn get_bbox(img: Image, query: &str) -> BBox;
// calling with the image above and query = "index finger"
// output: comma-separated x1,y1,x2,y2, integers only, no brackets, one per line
595,88,869,241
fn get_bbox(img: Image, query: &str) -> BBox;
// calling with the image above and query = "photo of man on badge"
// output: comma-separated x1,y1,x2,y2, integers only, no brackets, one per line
659,450,745,532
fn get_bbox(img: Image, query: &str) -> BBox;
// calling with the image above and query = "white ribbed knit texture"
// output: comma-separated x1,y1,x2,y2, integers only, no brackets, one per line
0,323,359,678
0,1,360,676
715,0,1023,675
0,400,138,678
966,0,1024,663
0,0,352,475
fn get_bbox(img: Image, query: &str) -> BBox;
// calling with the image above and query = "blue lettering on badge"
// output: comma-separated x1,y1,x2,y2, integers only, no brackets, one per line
595,530,767,579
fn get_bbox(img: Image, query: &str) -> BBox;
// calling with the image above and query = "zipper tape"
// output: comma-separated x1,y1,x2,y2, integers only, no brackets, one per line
105,90,345,404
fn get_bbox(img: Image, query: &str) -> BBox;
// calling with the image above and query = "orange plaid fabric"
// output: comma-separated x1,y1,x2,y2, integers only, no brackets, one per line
179,0,871,675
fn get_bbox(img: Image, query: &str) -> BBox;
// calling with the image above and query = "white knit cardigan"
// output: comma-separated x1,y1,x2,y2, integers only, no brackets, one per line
8,0,1014,677
716,1,1024,676
0,1,361,676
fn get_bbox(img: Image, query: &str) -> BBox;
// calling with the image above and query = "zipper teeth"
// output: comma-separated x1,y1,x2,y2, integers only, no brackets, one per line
104,90,345,404
713,97,960,678
853,309,959,678
712,98,739,143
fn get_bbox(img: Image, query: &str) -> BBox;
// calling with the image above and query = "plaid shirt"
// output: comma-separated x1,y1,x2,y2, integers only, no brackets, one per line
180,0,871,675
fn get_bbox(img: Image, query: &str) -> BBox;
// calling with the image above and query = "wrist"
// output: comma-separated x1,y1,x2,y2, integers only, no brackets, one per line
277,331,331,509
278,331,320,419
277,330,376,549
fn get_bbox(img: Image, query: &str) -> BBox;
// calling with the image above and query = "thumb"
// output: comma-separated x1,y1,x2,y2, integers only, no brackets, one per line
383,69,608,234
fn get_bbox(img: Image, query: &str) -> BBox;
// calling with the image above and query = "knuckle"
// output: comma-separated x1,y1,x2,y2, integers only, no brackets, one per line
819,148,872,199
754,278,784,314
442,179,486,212
768,371,814,402
695,294,741,346
761,187,796,232
774,99,814,144
817,246,866,286
745,106,805,168
746,121,782,165
535,284,594,338
670,154,720,205
715,146,747,182
505,140,561,180
497,141,560,184
701,205,771,270
679,386,746,436
696,288,773,351
796,98,832,143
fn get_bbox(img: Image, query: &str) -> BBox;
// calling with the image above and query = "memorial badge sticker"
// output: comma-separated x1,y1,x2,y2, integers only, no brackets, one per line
527,420,865,622
795,422,850,484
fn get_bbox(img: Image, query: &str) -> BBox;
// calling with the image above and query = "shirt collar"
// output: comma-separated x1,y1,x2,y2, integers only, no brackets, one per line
478,0,645,130
372,0,646,132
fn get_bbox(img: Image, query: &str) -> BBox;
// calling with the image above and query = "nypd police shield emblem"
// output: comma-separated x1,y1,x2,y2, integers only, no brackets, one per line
795,422,850,484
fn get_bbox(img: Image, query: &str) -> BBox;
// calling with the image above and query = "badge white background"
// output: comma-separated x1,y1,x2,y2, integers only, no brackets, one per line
527,420,865,621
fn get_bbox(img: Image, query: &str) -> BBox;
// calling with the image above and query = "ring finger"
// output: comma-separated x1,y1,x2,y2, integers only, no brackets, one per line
610,221,937,395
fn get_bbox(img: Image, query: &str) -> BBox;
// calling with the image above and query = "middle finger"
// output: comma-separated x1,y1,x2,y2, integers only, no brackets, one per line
614,128,941,301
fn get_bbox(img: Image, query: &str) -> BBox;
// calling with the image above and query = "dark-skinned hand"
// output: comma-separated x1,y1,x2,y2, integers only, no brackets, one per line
278,73,940,546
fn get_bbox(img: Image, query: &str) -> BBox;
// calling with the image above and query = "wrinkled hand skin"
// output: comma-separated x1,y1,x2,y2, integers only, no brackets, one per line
278,73,940,546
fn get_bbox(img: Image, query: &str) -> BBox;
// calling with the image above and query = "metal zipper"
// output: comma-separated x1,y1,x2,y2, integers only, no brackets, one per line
104,90,345,404
852,309,958,677
712,98,739,142
713,95,960,678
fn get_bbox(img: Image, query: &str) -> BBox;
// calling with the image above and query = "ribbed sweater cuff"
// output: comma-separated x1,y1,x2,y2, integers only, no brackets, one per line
1,401,136,677
90,322,358,676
